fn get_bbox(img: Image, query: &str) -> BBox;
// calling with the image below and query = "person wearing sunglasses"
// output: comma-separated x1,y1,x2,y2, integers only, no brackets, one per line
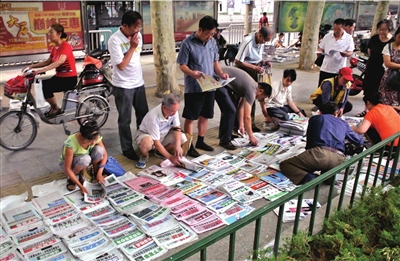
59,120,108,193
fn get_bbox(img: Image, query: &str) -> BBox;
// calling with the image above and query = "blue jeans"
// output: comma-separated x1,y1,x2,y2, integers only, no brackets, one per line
113,85,149,152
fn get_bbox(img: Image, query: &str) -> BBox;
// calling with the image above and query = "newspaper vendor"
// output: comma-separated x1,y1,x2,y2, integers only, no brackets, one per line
310,67,354,116
216,66,272,148
260,69,306,131
280,102,363,185
134,93,189,169
352,92,400,149
60,120,108,193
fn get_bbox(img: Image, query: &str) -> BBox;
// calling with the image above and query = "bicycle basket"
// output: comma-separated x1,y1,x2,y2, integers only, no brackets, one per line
4,75,28,100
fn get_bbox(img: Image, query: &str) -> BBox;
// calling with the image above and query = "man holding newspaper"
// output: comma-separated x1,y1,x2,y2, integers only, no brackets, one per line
134,93,189,169
177,16,228,158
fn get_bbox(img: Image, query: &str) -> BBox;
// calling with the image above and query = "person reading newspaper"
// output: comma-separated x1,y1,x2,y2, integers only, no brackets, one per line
216,66,272,148
59,120,108,193
280,102,363,185
134,93,190,169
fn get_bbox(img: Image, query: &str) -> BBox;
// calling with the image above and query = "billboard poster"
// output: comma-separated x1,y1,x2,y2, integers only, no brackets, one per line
174,1,214,40
0,1,83,58
278,2,308,32
357,2,378,30
321,3,355,26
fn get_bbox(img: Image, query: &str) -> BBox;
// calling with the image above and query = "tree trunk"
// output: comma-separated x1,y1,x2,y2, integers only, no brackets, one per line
371,1,390,35
244,1,254,35
298,1,325,70
150,1,180,97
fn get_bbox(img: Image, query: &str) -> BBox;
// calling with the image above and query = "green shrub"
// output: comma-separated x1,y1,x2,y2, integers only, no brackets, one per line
255,186,400,261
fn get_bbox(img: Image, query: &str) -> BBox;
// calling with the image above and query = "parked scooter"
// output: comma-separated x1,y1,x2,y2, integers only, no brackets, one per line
78,48,113,98
349,54,368,96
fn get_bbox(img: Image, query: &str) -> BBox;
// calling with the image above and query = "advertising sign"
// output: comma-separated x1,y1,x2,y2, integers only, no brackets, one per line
278,2,308,32
173,1,215,40
0,1,83,58
357,2,378,30
321,3,355,26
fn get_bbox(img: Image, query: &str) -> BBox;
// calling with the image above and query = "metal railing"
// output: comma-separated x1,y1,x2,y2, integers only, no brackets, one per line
164,132,400,261
88,29,113,52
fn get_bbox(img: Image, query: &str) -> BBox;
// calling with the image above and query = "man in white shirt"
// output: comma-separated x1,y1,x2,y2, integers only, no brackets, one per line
260,69,305,130
108,11,149,161
317,18,354,86
134,93,188,169
272,33,285,48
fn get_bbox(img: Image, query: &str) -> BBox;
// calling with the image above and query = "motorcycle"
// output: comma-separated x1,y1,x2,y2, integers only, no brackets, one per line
78,48,113,98
213,28,239,66
349,54,368,96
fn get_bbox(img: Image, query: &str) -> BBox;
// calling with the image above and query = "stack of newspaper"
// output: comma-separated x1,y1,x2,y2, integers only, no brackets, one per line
1,227,24,261
137,165,186,186
273,199,321,223
278,116,309,136
192,154,232,171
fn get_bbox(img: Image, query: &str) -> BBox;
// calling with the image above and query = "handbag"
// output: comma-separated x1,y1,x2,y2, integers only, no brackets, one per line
100,156,126,177
384,43,400,90
314,55,324,67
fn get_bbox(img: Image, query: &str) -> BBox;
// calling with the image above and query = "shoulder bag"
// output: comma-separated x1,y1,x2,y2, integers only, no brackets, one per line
384,43,400,90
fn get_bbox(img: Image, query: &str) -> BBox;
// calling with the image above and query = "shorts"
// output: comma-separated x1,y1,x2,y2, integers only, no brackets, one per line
59,145,105,170
134,129,187,149
182,91,215,120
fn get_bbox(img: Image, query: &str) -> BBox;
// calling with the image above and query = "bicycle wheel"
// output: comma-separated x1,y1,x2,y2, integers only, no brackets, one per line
76,95,109,128
0,111,37,150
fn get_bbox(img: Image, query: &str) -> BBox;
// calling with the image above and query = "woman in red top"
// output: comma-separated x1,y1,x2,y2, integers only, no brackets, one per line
24,23,77,117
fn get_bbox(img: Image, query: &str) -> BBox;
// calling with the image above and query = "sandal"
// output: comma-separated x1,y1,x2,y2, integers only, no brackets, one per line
78,172,85,185
44,108,62,118
66,178,76,191
356,111,367,117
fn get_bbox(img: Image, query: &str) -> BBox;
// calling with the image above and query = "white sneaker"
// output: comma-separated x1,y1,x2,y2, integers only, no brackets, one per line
264,122,279,131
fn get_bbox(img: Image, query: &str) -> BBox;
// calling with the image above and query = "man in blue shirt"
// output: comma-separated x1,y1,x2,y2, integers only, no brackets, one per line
280,102,363,185
177,16,228,157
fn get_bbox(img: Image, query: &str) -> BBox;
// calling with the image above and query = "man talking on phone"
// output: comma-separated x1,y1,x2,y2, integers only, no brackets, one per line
108,10,149,162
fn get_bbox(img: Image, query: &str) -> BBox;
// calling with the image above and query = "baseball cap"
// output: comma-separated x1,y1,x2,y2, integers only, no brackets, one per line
339,67,354,82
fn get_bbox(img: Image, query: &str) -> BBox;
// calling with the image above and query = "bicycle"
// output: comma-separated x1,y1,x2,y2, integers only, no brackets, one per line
0,70,110,151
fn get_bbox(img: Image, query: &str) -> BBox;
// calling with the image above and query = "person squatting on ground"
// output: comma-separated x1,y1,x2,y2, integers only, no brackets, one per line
134,93,189,169
280,102,363,185
352,92,400,149
260,69,306,130
317,18,354,86
272,33,285,48
59,120,108,193
310,67,354,116
357,19,393,117
177,16,228,158
108,10,149,161
23,23,77,118
215,66,272,149
234,26,274,132
379,25,400,113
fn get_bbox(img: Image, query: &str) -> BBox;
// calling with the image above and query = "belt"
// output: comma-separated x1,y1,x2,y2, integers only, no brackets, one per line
320,146,344,156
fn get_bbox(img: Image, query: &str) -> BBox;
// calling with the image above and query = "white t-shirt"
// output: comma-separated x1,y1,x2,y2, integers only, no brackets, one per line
108,28,144,88
272,37,284,47
267,80,292,108
319,32,354,74
138,104,180,141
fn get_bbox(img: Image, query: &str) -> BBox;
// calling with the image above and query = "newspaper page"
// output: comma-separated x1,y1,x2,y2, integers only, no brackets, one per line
197,74,236,92
1,203,43,235
84,181,107,203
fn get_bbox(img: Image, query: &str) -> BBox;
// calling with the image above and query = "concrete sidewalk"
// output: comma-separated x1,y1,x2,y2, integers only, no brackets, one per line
0,54,365,194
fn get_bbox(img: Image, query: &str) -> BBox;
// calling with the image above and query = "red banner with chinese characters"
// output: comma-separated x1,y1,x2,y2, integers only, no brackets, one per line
0,1,83,57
